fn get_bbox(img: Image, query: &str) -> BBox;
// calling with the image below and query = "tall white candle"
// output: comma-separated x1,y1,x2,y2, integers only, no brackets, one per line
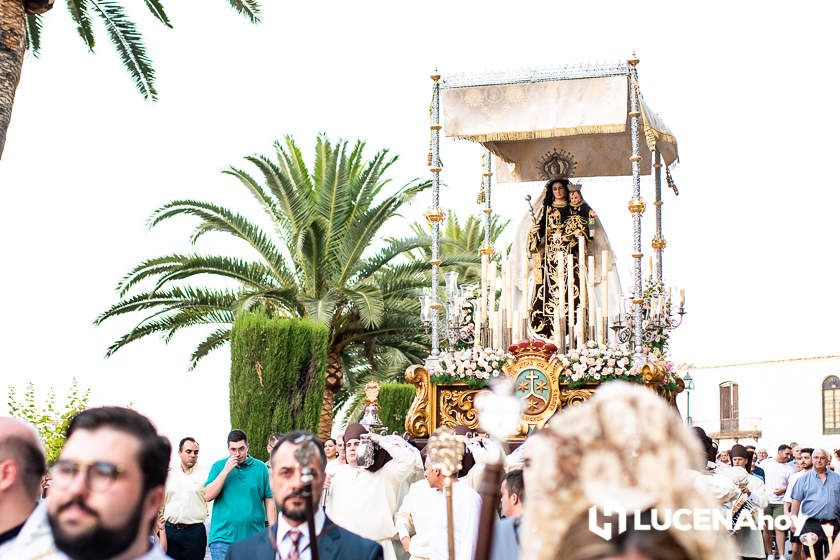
601,250,609,344
577,236,587,310
489,261,497,319
566,254,575,350
587,255,596,342
679,288,685,308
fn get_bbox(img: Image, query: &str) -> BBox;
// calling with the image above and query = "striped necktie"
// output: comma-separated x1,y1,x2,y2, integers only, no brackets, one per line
287,528,302,560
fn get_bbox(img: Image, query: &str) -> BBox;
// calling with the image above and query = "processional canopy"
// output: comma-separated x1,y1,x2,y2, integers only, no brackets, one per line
439,62,678,181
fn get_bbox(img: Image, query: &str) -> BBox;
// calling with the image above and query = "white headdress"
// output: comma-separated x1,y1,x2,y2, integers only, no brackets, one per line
521,382,736,560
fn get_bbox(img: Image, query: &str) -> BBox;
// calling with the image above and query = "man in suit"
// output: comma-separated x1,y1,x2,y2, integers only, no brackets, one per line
226,430,382,560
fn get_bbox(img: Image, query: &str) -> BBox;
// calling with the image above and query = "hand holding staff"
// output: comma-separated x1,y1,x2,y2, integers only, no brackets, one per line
293,435,321,560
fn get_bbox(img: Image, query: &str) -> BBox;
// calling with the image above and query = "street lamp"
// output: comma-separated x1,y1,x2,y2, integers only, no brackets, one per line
684,372,695,426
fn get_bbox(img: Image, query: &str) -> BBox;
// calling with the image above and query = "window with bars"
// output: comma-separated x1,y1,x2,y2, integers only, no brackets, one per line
720,382,739,433
823,376,840,435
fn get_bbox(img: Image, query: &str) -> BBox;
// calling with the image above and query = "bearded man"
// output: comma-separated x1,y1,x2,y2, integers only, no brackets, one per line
227,431,381,559
45,406,171,560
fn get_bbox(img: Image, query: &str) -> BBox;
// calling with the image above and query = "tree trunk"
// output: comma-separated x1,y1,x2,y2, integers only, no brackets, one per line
317,348,343,440
0,0,26,158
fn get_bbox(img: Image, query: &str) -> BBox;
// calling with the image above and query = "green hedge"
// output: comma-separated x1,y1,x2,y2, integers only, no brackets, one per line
229,313,328,461
377,383,416,434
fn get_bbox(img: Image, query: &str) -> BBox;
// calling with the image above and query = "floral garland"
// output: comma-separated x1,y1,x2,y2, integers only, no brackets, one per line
557,341,680,390
558,342,638,387
431,347,509,387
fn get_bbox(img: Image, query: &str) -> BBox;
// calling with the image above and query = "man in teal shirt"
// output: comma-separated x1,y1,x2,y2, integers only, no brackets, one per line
204,430,276,560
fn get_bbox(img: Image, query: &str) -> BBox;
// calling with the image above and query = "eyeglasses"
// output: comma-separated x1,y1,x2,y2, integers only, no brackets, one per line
49,460,126,492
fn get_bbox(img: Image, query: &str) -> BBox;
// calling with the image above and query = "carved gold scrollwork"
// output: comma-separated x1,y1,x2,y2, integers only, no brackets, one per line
559,387,596,408
437,388,480,430
404,365,432,437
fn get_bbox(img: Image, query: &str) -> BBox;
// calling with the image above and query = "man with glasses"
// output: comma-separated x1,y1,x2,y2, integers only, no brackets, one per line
203,429,275,560
163,437,207,560
45,406,171,560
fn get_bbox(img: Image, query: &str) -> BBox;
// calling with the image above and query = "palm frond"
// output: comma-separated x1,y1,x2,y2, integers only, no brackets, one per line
90,0,157,101
24,14,43,56
148,200,293,286
343,284,384,328
190,327,231,369
66,0,95,50
353,236,430,281
336,180,430,284
95,287,239,324
225,0,261,23
143,0,172,28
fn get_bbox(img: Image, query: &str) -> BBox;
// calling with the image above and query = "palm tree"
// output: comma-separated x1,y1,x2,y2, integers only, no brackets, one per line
0,0,261,157
409,210,510,284
96,135,436,438
338,211,510,425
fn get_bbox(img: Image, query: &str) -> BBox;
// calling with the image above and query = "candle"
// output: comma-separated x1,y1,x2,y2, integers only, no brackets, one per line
553,305,561,347
648,255,653,278
679,288,685,308
489,261,497,319
521,255,530,321
587,255,596,343
601,251,609,345
566,254,575,350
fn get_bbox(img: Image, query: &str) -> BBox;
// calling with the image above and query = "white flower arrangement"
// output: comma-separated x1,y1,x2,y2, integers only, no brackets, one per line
559,340,640,384
437,347,509,381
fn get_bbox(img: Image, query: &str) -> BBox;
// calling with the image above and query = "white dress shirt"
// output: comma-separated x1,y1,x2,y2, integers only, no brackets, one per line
275,507,326,560
164,464,208,524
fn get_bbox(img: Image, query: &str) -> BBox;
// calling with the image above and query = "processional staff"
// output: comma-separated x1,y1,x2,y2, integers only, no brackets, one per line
292,434,321,560
472,379,524,560
428,427,465,560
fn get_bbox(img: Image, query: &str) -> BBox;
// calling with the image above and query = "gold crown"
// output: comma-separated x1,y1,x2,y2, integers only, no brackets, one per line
508,339,557,361
537,148,577,181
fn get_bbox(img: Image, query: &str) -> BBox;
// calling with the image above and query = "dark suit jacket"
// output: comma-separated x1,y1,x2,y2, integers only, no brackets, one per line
225,516,382,560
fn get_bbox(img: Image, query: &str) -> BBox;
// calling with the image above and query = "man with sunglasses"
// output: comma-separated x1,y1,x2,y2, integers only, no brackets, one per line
45,406,171,559
163,437,207,560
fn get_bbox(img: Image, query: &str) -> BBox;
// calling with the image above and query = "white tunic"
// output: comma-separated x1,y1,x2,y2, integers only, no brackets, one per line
326,436,421,560
395,479,482,560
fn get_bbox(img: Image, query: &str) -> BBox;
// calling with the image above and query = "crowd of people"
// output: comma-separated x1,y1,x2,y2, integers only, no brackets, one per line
702,437,840,560
1,384,840,560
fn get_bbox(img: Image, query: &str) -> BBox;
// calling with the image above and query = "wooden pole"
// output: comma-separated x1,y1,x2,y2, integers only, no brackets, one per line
444,476,456,559
472,462,503,560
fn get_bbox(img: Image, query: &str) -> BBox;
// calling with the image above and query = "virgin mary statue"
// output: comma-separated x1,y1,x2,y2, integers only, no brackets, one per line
508,162,623,342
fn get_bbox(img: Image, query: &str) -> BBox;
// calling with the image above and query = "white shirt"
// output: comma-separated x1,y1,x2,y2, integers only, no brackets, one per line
783,469,810,503
0,502,64,560
164,464,208,524
762,459,793,504
395,480,436,559
429,481,481,560
275,507,326,560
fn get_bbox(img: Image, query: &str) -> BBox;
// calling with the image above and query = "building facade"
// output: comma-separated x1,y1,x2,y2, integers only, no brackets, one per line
676,355,840,452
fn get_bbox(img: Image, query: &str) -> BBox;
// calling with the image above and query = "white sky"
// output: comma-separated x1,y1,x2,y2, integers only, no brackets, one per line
1,0,839,461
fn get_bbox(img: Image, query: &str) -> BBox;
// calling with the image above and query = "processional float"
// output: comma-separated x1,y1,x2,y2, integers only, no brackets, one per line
405,54,688,441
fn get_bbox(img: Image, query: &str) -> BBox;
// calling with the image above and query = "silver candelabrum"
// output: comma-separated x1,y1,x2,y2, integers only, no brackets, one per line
611,295,686,345
420,270,474,349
